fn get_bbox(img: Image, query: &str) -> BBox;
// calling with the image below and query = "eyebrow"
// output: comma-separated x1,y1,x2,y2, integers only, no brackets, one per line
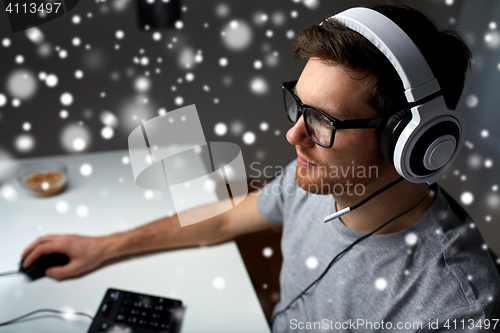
293,84,347,120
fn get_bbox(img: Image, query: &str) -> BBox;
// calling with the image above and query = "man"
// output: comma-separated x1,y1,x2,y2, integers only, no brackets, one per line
21,3,500,332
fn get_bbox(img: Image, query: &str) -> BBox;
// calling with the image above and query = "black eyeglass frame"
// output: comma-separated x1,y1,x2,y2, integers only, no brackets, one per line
282,80,385,148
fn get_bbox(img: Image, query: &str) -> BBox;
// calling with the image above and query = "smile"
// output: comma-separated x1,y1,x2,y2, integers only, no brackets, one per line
297,154,317,168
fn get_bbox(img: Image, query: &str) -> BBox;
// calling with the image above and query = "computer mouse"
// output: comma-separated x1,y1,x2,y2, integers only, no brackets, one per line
19,253,70,281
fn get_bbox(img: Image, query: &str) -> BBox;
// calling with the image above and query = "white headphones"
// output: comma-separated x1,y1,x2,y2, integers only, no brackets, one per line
323,7,465,184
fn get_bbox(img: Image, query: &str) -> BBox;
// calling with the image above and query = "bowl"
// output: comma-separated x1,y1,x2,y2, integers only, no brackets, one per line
18,162,68,197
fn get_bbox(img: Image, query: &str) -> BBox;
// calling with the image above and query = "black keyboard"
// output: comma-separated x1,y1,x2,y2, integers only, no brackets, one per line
87,288,184,333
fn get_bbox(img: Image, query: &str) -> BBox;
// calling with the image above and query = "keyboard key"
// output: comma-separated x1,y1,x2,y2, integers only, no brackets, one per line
110,291,120,300
111,324,131,332
101,302,114,317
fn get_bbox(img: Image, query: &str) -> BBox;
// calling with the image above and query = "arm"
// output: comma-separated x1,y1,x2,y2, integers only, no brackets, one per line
21,192,278,280
101,192,277,259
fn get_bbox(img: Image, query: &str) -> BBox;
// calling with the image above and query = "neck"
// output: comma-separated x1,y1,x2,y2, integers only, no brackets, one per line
333,176,435,235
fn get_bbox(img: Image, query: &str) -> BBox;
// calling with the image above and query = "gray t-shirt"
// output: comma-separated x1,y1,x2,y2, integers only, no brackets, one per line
257,160,500,332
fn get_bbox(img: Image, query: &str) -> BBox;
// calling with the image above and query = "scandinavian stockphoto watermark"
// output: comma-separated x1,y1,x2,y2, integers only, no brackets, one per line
248,161,379,197
127,105,248,227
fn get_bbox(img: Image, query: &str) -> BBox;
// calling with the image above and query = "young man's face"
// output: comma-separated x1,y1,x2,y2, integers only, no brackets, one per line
286,58,394,195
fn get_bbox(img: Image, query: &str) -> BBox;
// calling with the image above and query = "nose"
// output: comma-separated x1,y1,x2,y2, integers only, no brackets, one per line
286,115,315,148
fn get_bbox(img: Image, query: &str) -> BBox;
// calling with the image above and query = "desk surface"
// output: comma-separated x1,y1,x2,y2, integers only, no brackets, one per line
0,150,271,333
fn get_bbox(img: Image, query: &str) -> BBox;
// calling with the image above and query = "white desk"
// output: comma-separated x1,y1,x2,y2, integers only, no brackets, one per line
0,150,271,333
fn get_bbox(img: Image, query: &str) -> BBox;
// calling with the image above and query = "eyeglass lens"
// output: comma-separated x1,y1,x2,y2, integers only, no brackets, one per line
304,108,332,146
284,87,332,146
284,87,299,122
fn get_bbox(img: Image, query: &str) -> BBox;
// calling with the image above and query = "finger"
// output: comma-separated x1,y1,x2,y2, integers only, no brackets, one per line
21,237,47,259
46,262,80,281
21,235,56,258
23,243,67,269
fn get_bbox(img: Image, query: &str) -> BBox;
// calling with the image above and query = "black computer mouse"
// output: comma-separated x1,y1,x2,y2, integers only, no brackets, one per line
19,253,70,281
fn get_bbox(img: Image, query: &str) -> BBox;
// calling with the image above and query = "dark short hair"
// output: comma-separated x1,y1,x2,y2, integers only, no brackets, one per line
293,3,472,117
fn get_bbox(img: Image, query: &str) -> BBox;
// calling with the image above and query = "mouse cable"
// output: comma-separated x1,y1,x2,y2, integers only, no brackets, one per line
270,183,431,326
0,270,22,277
0,309,94,327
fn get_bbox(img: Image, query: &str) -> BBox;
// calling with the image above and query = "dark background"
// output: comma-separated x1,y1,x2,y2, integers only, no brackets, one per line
0,0,499,253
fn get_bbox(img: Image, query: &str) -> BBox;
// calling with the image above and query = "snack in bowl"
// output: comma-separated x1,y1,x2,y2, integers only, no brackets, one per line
18,162,68,196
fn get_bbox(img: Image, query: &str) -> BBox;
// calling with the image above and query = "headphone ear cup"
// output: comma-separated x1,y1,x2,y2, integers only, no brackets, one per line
379,108,412,165
380,96,463,183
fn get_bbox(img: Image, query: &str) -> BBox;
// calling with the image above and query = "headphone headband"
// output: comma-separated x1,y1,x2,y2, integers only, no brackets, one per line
324,7,440,103
321,7,465,184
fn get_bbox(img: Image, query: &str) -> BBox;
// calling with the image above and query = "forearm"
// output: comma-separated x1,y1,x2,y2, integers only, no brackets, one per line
100,200,233,262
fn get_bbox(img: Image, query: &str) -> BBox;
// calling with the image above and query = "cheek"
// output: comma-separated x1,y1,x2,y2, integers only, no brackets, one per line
362,130,381,153
329,130,381,158
335,129,376,147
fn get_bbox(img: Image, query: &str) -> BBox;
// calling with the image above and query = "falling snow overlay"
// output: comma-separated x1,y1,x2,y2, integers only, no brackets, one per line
0,1,499,322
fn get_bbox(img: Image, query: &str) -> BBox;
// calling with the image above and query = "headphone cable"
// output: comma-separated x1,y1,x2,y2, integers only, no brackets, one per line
270,182,431,326
0,308,94,327
325,177,404,222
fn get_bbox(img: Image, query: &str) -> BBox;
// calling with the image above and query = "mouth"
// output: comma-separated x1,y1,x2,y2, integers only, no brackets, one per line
296,153,317,168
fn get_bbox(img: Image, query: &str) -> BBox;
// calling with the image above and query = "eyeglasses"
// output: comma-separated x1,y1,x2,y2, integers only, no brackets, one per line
282,80,385,148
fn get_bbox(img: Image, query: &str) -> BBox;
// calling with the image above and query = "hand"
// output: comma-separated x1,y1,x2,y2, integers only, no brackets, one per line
21,234,108,281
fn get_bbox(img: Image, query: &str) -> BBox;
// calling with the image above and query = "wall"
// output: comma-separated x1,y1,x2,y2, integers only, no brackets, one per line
0,0,499,254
